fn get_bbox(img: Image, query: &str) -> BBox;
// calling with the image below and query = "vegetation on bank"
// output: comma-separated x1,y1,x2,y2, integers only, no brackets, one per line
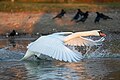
1,0,120,3
0,1,120,12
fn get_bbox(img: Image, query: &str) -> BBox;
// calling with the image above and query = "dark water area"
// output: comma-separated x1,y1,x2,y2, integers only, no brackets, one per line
0,33,120,80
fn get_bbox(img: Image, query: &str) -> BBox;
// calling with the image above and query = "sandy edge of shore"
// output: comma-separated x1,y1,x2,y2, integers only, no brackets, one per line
0,11,120,34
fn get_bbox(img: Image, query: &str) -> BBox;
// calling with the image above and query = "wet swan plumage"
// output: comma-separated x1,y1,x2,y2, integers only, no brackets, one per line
21,30,106,62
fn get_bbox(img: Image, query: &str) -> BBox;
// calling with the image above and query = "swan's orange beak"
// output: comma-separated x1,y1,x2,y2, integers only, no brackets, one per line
99,32,106,37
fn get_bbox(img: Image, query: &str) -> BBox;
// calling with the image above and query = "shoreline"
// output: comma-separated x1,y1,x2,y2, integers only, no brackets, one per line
0,10,120,34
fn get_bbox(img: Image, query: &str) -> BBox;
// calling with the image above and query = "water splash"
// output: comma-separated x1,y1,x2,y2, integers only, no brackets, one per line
0,45,120,62
83,46,120,59
0,48,24,61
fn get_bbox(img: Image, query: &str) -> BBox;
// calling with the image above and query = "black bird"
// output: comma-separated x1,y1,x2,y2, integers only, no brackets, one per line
94,12,113,23
71,9,84,21
8,30,17,37
94,12,101,23
76,11,89,23
100,13,113,20
52,9,66,19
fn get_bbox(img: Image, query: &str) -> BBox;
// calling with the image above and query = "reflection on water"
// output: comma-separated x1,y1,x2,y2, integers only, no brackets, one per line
24,60,90,80
0,34,120,80
84,58,120,80
0,38,31,52
0,61,28,80
0,59,120,80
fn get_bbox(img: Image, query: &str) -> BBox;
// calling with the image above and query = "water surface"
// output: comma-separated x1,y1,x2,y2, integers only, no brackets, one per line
0,33,120,80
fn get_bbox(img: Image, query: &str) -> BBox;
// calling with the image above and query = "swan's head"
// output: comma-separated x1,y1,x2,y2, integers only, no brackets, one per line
93,30,106,37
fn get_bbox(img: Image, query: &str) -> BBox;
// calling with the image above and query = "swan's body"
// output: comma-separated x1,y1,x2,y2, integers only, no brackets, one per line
21,30,106,62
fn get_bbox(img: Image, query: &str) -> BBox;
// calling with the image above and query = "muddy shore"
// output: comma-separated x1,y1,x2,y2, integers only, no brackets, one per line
0,10,120,34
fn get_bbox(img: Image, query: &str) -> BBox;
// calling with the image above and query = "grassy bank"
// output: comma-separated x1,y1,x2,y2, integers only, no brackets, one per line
0,1,120,12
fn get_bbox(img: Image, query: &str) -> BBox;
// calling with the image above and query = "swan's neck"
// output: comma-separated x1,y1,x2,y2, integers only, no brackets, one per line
75,31,99,36
64,31,99,42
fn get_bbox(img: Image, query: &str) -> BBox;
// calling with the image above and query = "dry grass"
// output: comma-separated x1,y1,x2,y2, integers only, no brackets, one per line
0,1,120,12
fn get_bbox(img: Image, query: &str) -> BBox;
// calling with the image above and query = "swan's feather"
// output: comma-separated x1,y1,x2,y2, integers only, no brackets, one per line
64,37,97,47
22,31,105,62
52,32,73,35
94,37,105,45
27,36,82,62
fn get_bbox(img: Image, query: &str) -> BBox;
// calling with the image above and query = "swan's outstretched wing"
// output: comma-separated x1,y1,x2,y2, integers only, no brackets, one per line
64,36,97,46
94,37,105,45
27,36,82,62
52,32,73,35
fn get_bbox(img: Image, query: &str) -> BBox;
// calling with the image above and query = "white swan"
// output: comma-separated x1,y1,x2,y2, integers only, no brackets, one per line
21,30,106,62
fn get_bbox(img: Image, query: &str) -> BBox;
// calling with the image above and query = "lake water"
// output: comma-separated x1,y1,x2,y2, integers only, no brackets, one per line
0,33,120,80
